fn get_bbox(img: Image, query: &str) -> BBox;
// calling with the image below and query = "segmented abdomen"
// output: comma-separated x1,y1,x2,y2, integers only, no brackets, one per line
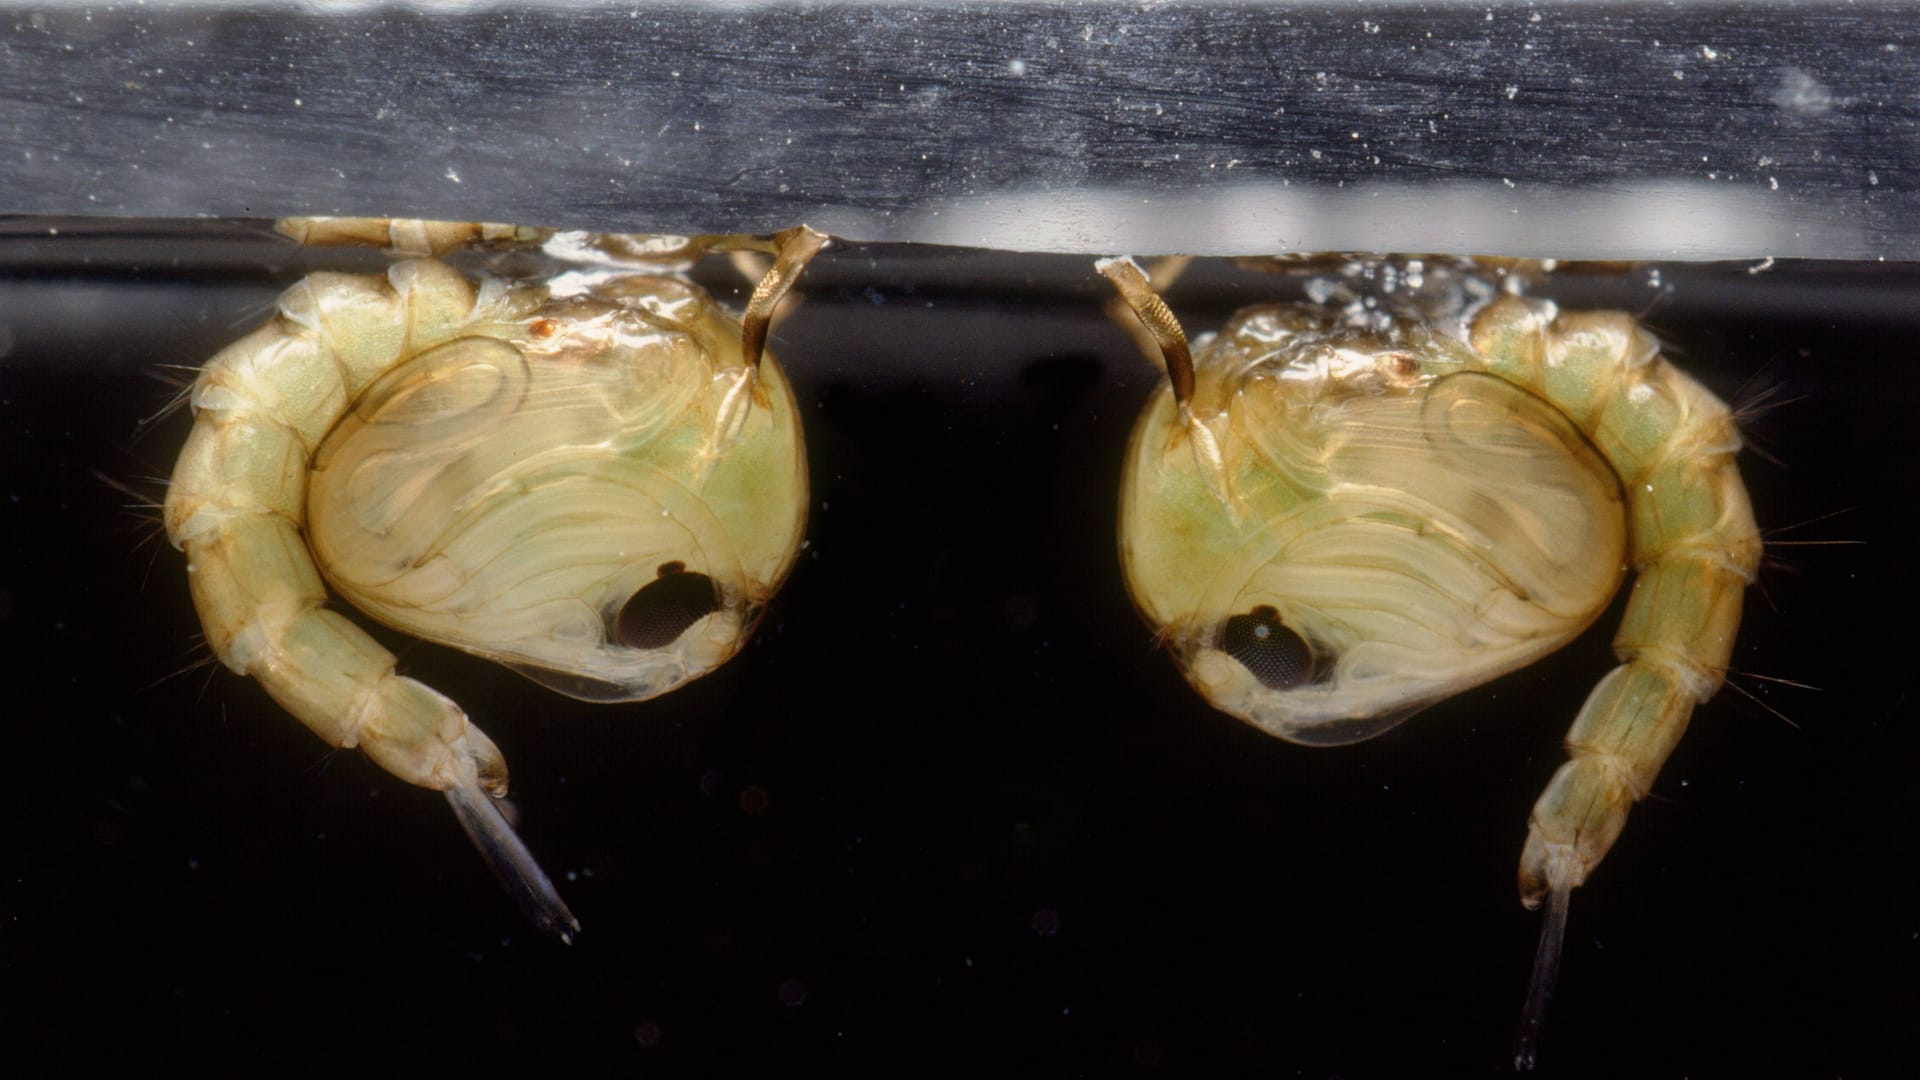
1466,295,1761,901
163,261,523,790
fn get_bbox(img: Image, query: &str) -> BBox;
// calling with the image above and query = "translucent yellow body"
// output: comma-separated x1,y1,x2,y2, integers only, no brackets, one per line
163,218,818,937
304,271,806,703
1121,305,1630,746
1108,268,1760,1065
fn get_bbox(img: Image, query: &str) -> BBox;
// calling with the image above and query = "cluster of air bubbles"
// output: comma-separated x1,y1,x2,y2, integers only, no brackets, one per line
542,230,704,272
1277,253,1532,332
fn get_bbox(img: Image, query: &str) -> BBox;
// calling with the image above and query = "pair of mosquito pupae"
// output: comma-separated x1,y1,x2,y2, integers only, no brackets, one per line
164,219,1759,1068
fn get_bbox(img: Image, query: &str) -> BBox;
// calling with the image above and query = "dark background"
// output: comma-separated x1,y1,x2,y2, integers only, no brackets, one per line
2,235,1914,1076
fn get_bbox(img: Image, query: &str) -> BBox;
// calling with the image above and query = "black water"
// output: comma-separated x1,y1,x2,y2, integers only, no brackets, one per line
2,231,1913,1076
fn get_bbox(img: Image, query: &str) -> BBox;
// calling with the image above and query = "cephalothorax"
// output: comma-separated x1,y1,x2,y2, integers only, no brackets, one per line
1098,256,1760,1067
165,217,826,938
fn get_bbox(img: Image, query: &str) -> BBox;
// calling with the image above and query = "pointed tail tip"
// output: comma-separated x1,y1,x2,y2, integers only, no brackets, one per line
1512,1027,1542,1072
445,780,580,944
1512,856,1576,1072
541,908,583,947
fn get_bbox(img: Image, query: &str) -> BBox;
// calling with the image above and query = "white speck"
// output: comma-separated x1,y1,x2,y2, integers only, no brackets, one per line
1768,176,1779,190
1673,69,1685,81
1361,19,1380,34
1700,45,1719,60
445,167,461,183
1008,58,1027,76
1869,169,1881,186
1747,256,1775,275
1504,84,1519,100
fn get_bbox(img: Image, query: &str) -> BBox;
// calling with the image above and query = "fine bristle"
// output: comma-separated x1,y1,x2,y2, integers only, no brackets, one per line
1513,868,1573,1071
445,779,579,943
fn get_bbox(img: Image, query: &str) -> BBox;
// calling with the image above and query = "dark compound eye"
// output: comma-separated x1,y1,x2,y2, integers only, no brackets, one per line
615,566,719,650
1220,605,1315,690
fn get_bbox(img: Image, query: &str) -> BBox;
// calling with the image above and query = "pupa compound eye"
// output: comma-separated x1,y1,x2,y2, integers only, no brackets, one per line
164,217,828,940
1098,253,1759,1069
1219,606,1315,690
615,565,721,651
